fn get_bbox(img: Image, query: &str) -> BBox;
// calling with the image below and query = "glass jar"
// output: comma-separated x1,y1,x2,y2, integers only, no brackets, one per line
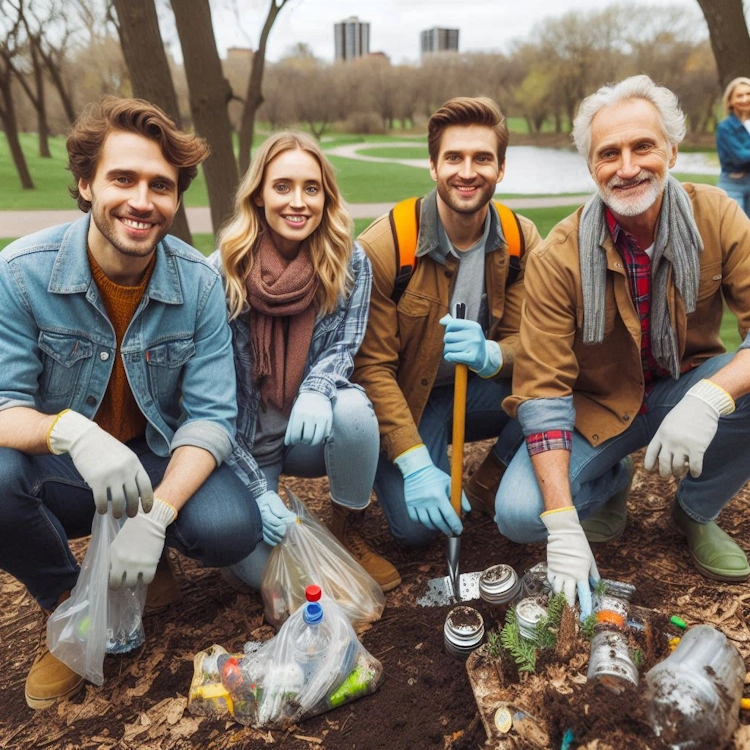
514,597,548,641
444,605,484,660
479,564,521,624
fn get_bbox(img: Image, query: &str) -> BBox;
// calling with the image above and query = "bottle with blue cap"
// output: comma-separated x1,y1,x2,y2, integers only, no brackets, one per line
293,585,332,681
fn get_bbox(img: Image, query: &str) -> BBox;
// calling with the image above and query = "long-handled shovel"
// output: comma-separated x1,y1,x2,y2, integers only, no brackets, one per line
417,302,482,607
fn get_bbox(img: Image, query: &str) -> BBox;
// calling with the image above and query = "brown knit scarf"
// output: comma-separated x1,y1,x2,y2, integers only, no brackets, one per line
246,230,318,412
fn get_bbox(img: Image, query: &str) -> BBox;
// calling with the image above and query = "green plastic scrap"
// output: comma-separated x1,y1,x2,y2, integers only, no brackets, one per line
670,615,687,630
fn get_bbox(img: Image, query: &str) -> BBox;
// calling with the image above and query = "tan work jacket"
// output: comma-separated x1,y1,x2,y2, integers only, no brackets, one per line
503,183,750,447
353,192,541,461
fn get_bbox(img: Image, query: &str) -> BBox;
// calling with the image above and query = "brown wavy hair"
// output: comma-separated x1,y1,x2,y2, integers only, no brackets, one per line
67,96,209,212
428,97,509,165
219,131,353,320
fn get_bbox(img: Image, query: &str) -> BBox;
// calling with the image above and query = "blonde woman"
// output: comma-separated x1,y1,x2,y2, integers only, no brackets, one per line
717,77,750,216
211,132,400,592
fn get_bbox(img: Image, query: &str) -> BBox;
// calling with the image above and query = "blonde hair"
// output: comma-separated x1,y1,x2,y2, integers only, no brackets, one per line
219,131,353,320
722,77,750,117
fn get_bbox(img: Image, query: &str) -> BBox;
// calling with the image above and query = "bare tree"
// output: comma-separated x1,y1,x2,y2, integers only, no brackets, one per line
696,0,750,87
0,11,34,188
237,0,289,173
171,0,238,235
112,0,193,243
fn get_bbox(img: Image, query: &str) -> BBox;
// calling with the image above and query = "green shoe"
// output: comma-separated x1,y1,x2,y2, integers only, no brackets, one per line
581,456,634,543
672,503,750,582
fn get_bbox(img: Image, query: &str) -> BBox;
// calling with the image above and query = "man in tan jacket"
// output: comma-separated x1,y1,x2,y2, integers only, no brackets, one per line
353,97,541,550
500,75,750,616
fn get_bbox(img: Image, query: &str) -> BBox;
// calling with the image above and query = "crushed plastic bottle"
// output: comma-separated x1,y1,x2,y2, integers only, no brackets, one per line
105,580,146,654
643,624,744,750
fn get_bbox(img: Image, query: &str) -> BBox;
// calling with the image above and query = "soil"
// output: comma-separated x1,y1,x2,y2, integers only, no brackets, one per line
2,445,750,750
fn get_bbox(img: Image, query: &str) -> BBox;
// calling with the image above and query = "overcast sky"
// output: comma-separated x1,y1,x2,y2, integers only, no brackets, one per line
190,0,714,65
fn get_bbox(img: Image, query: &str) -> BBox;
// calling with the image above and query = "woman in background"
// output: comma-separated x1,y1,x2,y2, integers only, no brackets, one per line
212,131,400,592
716,77,750,216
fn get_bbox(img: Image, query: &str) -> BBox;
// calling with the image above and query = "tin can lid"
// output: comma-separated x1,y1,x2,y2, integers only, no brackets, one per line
515,598,547,626
494,706,513,733
479,565,519,600
445,605,484,636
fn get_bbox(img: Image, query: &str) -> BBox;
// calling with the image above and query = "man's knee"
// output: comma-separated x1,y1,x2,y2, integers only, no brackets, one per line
495,481,546,544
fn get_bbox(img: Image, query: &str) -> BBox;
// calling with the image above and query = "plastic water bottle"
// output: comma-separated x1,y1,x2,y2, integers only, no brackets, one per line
643,624,745,750
293,585,332,681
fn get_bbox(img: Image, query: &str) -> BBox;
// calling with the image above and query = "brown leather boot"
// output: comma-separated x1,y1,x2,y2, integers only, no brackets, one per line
25,592,85,710
328,501,401,593
144,550,183,615
466,448,506,518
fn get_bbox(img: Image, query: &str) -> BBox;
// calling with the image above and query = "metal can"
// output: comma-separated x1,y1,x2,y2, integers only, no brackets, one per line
587,629,639,693
515,597,548,642
444,605,485,660
479,564,522,624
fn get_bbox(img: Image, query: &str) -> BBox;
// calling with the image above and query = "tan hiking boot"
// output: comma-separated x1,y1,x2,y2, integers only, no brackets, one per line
25,592,84,710
144,550,183,615
329,501,401,593
466,448,506,518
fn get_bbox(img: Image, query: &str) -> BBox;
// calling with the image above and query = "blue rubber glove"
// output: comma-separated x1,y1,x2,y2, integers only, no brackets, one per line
284,392,333,447
256,490,296,546
439,315,502,377
541,506,600,618
394,445,470,537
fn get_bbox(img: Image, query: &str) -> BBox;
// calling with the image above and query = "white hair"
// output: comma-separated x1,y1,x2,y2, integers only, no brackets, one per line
572,75,686,162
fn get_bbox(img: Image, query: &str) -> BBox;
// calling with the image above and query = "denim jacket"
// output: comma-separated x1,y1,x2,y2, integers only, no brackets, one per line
0,216,237,464
209,243,372,497
716,115,750,173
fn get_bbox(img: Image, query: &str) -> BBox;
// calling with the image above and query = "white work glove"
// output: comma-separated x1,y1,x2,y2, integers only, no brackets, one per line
109,498,176,589
541,506,600,617
439,314,502,377
48,409,153,519
644,379,734,479
284,392,333,447
394,445,470,537
256,490,296,546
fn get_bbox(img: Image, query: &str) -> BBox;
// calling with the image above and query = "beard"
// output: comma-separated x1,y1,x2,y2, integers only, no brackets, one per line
436,178,496,216
598,169,666,217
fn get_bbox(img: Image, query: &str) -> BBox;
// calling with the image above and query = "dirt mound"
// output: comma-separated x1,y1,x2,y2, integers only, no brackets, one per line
2,445,750,750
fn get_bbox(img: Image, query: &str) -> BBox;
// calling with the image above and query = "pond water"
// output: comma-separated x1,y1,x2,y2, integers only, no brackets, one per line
496,147,719,195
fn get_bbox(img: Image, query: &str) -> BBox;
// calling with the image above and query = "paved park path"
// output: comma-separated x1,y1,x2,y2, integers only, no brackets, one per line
0,142,592,236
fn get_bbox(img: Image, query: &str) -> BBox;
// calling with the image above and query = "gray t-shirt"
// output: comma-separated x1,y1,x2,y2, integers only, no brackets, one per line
253,402,288,467
433,212,490,387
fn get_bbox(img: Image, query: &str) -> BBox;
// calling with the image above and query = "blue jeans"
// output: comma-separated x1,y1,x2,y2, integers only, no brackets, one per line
373,375,523,546
496,353,750,543
0,437,262,610
718,172,750,217
228,386,379,588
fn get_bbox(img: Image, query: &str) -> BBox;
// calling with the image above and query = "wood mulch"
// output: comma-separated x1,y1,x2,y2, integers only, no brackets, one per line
2,444,750,750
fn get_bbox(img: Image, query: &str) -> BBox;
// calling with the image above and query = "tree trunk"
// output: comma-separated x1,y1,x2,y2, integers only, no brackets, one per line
238,0,287,174
38,48,76,124
0,76,34,189
112,0,192,244
172,0,237,235
31,42,51,158
696,0,750,87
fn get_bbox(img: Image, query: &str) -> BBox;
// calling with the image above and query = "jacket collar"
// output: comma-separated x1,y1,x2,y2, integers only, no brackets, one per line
48,214,184,304
416,188,505,262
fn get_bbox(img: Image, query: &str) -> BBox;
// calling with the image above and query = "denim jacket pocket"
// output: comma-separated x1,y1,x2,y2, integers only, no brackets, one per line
145,338,196,405
38,331,94,399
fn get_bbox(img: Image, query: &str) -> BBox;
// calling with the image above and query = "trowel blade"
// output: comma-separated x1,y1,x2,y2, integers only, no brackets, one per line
416,570,482,607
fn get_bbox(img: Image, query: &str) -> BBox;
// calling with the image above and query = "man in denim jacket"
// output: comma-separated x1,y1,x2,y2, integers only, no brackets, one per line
0,97,262,709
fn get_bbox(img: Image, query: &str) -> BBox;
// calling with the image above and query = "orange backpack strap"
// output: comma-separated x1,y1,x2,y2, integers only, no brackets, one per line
388,197,422,303
493,201,525,285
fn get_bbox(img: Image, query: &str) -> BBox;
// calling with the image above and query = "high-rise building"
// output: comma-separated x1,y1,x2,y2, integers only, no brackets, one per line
334,16,370,62
421,27,460,57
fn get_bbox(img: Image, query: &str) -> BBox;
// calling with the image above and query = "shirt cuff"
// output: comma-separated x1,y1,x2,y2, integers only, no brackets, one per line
526,430,573,456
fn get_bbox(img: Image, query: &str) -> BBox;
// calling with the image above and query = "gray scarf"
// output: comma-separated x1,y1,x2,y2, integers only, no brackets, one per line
578,175,702,378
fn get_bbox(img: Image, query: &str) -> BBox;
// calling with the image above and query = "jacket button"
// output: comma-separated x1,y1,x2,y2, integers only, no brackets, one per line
99,351,110,361
623,414,630,421
421,378,429,386
444,270,452,278
86,395,97,406
592,434,599,442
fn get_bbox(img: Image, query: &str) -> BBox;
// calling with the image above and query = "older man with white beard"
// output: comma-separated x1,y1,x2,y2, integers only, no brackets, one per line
496,75,750,616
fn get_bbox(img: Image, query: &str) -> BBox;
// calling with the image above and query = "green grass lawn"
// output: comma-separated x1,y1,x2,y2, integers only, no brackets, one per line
356,146,428,159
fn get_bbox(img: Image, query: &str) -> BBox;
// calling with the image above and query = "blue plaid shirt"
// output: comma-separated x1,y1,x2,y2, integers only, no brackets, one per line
210,244,372,497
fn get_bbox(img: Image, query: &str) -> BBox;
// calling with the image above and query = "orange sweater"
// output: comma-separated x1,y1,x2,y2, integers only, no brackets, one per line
88,252,156,444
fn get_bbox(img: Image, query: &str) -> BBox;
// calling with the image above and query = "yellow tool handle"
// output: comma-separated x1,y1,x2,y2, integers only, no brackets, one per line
451,363,468,515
